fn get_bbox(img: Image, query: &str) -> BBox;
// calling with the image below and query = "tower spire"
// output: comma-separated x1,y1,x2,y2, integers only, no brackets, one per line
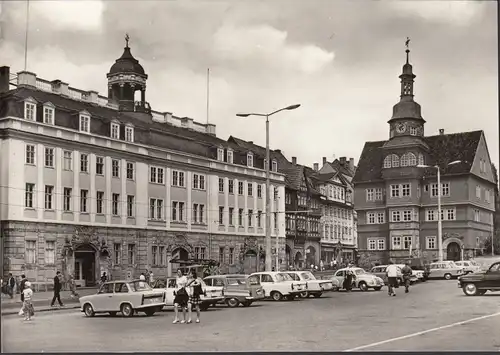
405,37,410,64
399,37,415,99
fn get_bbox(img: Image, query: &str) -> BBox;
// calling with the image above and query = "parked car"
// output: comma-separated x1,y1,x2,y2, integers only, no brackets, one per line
411,265,430,281
250,272,306,301
203,274,265,307
152,277,224,311
394,264,421,284
332,268,384,291
286,271,336,298
370,265,403,285
428,261,464,280
80,280,166,317
458,261,500,296
455,260,482,275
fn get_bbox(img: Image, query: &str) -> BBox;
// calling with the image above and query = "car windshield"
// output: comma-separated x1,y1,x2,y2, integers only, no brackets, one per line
276,273,293,282
354,269,366,275
128,280,152,292
300,272,316,280
227,278,246,286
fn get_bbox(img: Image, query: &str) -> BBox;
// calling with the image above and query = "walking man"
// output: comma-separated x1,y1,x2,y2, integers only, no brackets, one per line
50,271,64,307
401,262,413,293
386,261,399,297
7,273,15,298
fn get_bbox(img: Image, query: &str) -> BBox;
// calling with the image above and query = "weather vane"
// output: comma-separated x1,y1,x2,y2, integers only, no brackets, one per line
125,33,130,47
405,37,410,49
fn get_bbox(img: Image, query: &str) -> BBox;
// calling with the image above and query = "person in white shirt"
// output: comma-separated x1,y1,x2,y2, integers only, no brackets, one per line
22,281,34,321
386,261,399,297
173,270,188,324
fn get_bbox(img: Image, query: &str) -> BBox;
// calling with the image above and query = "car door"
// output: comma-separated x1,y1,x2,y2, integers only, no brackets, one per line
165,278,177,306
96,283,114,311
483,263,500,288
333,270,345,285
113,282,130,311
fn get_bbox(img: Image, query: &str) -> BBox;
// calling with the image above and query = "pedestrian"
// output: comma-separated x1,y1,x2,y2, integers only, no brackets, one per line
401,262,413,294
50,271,64,307
22,281,34,321
344,264,355,292
139,273,146,288
186,270,206,324
7,273,15,298
386,261,399,297
172,270,188,324
149,270,154,285
101,272,107,285
19,275,27,302
69,274,79,298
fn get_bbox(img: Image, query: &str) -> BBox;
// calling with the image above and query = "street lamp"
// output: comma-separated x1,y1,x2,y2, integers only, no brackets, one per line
236,104,301,272
417,160,463,262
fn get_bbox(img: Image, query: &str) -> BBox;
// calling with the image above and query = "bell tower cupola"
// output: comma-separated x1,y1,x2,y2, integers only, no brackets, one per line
107,34,151,114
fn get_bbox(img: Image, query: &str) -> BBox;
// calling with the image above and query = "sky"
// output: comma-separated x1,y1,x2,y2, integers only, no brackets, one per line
0,0,498,168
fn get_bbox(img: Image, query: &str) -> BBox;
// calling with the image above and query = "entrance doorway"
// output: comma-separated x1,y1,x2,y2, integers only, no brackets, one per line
306,246,316,267
447,242,461,261
294,251,303,269
74,244,96,287
243,250,258,274
171,247,189,274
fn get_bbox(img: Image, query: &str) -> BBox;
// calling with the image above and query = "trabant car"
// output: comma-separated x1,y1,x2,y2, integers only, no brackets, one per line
286,271,336,298
250,272,306,301
332,268,384,291
80,280,166,317
455,260,482,275
428,261,463,280
458,261,500,296
204,274,265,307
152,277,224,311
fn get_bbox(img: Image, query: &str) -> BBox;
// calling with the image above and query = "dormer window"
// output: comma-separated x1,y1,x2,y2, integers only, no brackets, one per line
271,159,278,172
125,125,134,142
247,152,254,168
227,149,233,164
24,98,37,121
43,102,55,125
383,156,392,168
111,122,120,139
79,112,90,133
391,154,400,168
217,148,224,162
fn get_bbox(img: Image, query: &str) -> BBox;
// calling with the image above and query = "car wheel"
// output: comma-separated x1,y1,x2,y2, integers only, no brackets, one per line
463,283,479,296
444,273,452,280
121,303,134,317
358,282,368,292
271,291,283,301
226,298,240,308
299,291,309,298
144,309,155,317
83,303,95,317
242,301,252,307
374,287,382,291
313,292,323,298
109,311,117,317
200,304,209,312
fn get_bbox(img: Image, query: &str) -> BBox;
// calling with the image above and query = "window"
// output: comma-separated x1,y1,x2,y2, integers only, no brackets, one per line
111,122,120,139
257,211,262,228
403,210,412,221
172,201,185,222
193,174,206,190
446,208,456,221
248,183,253,196
403,236,412,249
409,127,417,136
218,178,224,193
390,184,400,198
383,156,392,168
24,101,36,120
392,236,402,250
80,153,89,173
25,144,35,164
80,190,89,213
272,160,278,172
274,187,278,200
426,236,436,249
127,195,134,217
217,148,224,161
476,185,481,199
159,246,165,266
248,209,253,227
219,206,224,225
112,193,120,216
228,179,234,194
172,170,185,187
485,189,490,203
228,207,234,225
367,213,375,224
407,153,417,166
25,240,36,264
44,185,54,210
368,239,377,251
426,209,436,221
391,154,400,167
257,184,262,198
151,245,159,265
377,239,385,250
113,243,121,264
95,157,104,175
63,188,72,212
474,209,480,222
192,203,204,223
126,162,134,180
418,154,424,166
375,188,383,200
62,150,72,170
229,248,234,264
44,147,54,168
401,184,410,197
149,198,164,220
125,126,134,142
400,154,409,167
430,183,439,197
150,166,165,184
247,153,253,168
274,212,278,229
441,183,450,197
391,210,401,222
238,181,244,195
199,204,205,223
96,191,104,214
25,183,35,208
45,241,55,265
127,244,136,264
227,150,233,164
238,208,244,226
377,212,385,224
79,114,90,133
366,189,374,201
112,159,120,178
219,247,225,264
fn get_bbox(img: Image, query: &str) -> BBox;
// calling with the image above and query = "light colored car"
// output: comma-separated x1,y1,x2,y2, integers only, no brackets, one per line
152,277,224,311
286,271,336,298
455,260,482,275
428,261,464,280
250,271,306,301
204,274,265,307
370,265,403,285
394,264,421,284
332,268,384,291
80,280,166,317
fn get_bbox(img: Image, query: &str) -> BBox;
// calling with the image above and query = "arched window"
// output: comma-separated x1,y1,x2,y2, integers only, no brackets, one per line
400,153,409,167
383,156,392,168
392,154,400,167
418,153,424,166
408,152,417,166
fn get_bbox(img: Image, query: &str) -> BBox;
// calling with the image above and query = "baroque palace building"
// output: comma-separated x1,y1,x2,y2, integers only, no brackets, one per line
0,42,286,285
353,47,496,268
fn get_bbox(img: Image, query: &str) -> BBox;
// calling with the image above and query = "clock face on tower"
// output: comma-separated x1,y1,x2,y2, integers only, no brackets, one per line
396,122,407,134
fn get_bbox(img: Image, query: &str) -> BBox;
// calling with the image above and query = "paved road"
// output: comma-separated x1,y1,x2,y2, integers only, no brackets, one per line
2,280,500,352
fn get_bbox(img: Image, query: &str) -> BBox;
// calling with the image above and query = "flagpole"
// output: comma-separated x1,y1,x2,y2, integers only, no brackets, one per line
206,68,210,124
24,0,30,71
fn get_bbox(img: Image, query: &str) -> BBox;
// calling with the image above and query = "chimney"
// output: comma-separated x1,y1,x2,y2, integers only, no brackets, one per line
313,163,319,171
292,157,297,165
275,149,281,154
0,66,9,93
87,90,99,104
248,141,253,144
206,123,216,136
322,157,327,165
51,79,69,96
439,129,444,135
349,158,355,172
340,157,347,165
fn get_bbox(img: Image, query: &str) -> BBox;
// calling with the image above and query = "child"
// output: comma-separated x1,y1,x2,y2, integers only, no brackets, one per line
22,281,34,321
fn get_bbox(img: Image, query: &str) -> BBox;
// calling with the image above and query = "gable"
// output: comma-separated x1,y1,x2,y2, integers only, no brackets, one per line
319,164,335,174
470,132,496,184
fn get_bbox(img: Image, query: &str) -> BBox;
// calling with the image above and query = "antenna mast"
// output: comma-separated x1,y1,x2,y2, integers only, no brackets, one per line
24,0,30,71
206,68,210,124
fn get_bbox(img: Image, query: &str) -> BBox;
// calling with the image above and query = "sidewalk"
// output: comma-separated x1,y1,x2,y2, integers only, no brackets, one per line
1,288,97,316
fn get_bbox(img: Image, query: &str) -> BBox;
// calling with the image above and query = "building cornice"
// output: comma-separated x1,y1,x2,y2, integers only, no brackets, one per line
355,201,495,212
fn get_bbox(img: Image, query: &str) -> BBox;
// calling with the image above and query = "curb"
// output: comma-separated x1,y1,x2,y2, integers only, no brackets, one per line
2,305,80,316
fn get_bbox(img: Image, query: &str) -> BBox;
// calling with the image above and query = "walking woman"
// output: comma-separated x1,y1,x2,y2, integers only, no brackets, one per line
186,270,206,324
173,270,188,324
22,281,34,321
